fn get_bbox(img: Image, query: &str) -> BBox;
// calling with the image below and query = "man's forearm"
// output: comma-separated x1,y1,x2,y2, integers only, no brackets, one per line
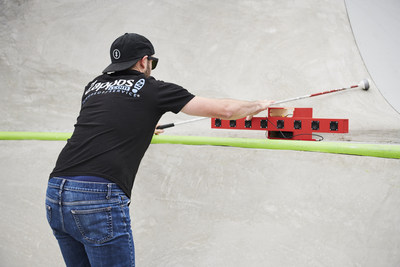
181,96,274,120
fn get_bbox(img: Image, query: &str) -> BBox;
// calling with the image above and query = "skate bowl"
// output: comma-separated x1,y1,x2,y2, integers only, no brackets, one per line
1,0,400,266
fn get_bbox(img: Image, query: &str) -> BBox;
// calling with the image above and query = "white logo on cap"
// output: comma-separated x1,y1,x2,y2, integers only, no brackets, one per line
113,49,121,60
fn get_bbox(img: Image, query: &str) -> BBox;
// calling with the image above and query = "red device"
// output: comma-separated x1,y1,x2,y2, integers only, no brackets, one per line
211,107,348,141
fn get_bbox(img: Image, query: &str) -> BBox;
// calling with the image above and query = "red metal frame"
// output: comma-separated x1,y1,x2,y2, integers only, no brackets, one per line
211,107,348,141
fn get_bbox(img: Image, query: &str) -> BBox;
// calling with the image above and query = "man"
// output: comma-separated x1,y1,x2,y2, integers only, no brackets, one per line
46,33,273,266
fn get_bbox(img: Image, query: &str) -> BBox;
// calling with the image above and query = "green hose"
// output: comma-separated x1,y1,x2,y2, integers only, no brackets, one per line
0,131,399,159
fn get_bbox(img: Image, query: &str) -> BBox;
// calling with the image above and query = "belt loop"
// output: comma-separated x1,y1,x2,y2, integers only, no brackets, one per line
59,179,66,204
59,179,67,233
106,183,112,200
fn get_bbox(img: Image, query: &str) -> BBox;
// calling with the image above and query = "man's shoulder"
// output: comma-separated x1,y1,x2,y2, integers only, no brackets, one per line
147,76,184,89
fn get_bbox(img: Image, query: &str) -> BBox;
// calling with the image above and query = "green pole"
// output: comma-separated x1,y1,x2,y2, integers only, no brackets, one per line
0,132,399,159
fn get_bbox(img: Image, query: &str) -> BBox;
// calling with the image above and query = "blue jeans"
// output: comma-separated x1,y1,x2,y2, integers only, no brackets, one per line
45,178,135,267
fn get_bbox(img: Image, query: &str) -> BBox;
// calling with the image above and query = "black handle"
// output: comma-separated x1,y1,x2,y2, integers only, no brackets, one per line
156,123,175,129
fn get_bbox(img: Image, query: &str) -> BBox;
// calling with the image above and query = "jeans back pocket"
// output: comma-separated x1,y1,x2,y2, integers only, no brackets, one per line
71,207,113,244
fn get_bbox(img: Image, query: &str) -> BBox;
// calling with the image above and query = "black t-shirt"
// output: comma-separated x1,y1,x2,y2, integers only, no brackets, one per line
50,70,195,197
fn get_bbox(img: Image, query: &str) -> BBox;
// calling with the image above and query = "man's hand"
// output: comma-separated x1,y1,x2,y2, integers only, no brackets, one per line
154,125,164,135
245,115,254,121
246,100,275,121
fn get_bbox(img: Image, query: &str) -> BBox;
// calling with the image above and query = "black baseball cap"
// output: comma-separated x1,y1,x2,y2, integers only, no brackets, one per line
102,33,155,73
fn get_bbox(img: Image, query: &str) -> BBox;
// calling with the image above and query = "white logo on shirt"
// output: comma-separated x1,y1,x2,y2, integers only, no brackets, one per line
133,79,145,93
83,78,145,104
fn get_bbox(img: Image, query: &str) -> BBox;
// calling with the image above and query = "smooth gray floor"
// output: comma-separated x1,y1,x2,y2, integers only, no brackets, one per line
1,0,400,266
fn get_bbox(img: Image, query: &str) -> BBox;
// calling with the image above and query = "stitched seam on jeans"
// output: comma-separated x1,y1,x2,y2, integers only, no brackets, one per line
48,184,123,195
48,183,60,188
71,207,112,214
46,205,52,223
119,200,134,266
46,196,58,204
63,187,108,193
62,199,119,206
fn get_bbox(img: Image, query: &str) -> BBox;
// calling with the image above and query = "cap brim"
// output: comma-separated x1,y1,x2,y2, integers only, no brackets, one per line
102,58,141,73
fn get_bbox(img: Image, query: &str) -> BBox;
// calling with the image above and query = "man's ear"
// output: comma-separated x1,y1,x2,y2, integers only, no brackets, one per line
139,56,148,69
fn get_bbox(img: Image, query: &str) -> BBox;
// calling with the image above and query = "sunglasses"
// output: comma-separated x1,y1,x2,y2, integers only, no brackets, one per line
147,56,159,70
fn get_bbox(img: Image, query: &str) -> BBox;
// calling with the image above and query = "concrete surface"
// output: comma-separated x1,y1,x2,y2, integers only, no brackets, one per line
1,0,400,266
346,0,400,113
